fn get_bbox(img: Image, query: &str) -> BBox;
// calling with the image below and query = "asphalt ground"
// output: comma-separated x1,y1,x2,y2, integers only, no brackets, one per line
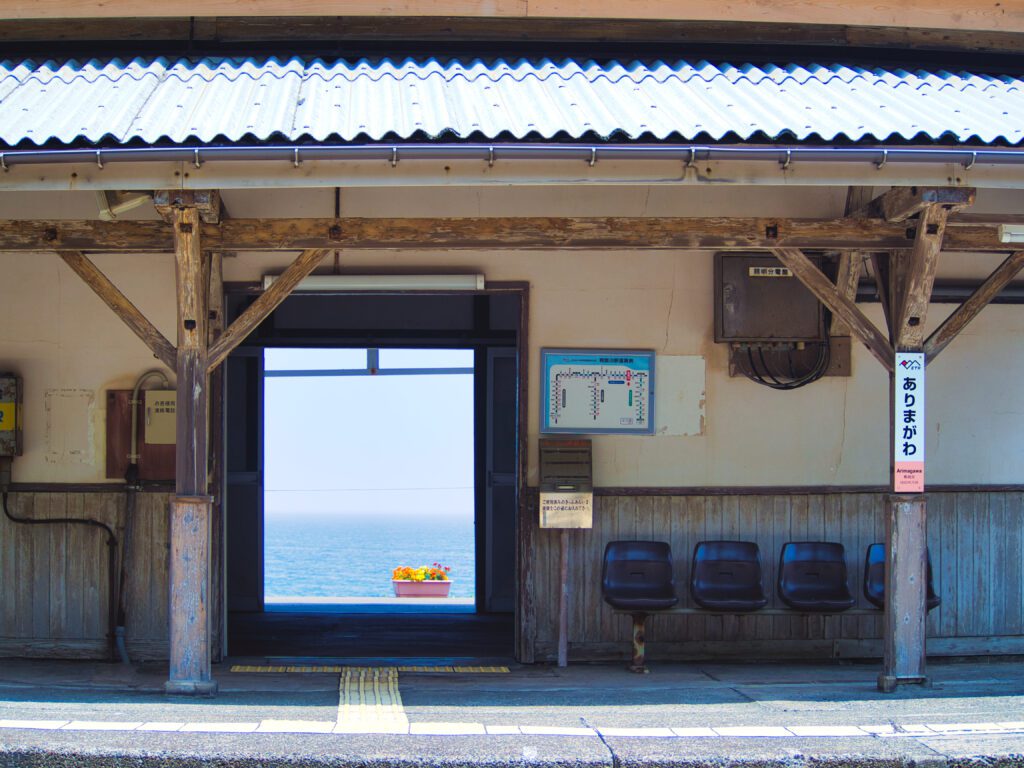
1,656,1023,767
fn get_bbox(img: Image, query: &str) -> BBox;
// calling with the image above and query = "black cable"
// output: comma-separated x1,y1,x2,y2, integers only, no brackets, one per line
738,329,831,391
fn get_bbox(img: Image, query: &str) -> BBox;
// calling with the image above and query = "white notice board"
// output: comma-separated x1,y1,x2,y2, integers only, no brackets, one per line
541,349,655,435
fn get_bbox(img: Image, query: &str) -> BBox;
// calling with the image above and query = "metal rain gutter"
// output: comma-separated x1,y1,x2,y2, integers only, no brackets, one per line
1,143,1022,170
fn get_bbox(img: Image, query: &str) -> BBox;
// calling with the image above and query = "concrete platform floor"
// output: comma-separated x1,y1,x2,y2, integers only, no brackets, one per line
0,656,1023,767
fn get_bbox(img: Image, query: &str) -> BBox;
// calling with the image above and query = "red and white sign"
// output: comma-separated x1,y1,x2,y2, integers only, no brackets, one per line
894,352,925,493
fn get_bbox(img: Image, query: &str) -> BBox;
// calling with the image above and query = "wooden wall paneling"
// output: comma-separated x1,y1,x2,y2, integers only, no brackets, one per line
648,496,673,645
840,494,859,638
125,491,149,644
955,492,976,637
972,492,993,635
823,494,844,641
48,493,69,639
80,494,103,639
577,511,595,644
1,493,16,635
924,493,940,638
593,496,612,644
993,492,1021,635
535,523,553,647
13,494,33,637
63,493,86,638
1010,492,1024,634
519,493,536,664
768,495,788,639
975,491,993,635
788,494,809,639
568,526,585,651
935,492,956,638
751,497,771,641
30,494,51,639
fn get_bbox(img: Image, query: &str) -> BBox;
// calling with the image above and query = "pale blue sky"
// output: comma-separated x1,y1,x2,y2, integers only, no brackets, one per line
263,348,475,519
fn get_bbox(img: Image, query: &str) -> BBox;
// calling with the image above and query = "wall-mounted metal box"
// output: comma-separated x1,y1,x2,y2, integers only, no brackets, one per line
0,373,23,457
144,390,176,445
539,438,593,529
714,253,824,343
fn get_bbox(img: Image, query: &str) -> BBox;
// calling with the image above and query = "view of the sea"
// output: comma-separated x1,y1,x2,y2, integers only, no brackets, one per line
264,512,476,599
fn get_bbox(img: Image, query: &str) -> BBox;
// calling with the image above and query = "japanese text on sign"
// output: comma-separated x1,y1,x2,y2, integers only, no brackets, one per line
540,492,594,529
894,352,925,493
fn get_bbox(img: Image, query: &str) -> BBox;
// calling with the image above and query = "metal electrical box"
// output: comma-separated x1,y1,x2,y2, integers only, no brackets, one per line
0,373,23,457
714,253,824,342
144,390,176,445
539,438,593,529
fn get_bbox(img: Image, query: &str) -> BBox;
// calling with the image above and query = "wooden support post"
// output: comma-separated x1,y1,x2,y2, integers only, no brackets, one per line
879,495,929,692
166,206,217,697
558,530,569,668
207,252,225,664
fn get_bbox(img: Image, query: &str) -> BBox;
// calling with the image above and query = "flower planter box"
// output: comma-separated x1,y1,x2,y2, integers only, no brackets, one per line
392,579,452,598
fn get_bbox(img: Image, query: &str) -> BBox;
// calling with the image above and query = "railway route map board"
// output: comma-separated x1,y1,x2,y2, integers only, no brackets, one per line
541,349,655,435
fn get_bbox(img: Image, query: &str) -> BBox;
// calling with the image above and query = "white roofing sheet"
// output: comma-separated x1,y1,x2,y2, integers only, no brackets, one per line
0,56,1021,147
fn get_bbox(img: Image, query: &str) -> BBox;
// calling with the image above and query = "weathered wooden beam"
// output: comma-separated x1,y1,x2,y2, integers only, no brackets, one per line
865,186,976,223
893,205,951,349
154,190,222,224
773,247,894,372
0,217,1013,253
166,206,216,697
57,250,176,369
831,186,875,336
207,248,329,372
924,250,1024,364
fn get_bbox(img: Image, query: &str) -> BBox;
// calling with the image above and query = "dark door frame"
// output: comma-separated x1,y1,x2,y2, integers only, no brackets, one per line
216,282,530,660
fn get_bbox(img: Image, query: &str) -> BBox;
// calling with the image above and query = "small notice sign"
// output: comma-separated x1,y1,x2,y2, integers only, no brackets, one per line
540,492,594,529
894,352,925,493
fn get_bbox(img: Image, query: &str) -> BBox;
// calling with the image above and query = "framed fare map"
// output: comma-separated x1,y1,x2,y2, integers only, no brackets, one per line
541,349,655,435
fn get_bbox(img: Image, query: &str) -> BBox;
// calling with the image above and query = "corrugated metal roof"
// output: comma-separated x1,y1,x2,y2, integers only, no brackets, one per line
0,56,1021,147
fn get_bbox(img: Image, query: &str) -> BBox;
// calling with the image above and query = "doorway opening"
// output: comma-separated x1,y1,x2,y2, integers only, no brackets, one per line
223,288,524,662
262,347,476,613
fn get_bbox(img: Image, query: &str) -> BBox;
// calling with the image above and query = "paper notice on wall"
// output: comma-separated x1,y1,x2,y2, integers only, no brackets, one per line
540,492,593,529
894,352,925,493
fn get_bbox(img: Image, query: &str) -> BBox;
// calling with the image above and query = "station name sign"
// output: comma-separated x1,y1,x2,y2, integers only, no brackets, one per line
894,352,924,493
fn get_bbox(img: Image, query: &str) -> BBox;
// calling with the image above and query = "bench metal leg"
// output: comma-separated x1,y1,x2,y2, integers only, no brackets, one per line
629,613,649,673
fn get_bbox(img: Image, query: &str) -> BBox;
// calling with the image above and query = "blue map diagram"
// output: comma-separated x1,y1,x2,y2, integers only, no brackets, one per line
541,350,654,435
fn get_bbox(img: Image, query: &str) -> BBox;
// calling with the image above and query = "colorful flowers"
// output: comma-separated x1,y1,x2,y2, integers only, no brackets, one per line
391,562,452,581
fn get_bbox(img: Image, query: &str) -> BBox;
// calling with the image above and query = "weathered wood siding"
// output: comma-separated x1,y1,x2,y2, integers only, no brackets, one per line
526,491,1024,662
0,491,170,660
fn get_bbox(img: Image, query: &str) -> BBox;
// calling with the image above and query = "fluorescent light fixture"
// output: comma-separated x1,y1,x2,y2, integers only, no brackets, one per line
262,274,485,291
998,225,1024,244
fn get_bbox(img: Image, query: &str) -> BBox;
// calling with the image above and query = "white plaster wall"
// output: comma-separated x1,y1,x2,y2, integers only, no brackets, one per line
1,185,1022,486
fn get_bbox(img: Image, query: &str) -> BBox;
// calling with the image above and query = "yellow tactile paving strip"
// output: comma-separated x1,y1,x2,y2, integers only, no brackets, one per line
231,665,509,674
336,667,408,732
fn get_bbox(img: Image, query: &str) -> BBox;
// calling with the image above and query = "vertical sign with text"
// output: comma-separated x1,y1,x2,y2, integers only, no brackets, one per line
894,352,925,493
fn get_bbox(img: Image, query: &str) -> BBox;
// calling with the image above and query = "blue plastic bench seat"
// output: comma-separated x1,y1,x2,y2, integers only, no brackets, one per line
777,541,856,613
601,540,679,612
690,540,768,612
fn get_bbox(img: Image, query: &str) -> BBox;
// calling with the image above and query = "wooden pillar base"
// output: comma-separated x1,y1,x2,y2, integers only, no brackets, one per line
165,679,219,696
878,494,928,694
877,674,929,693
167,495,218,697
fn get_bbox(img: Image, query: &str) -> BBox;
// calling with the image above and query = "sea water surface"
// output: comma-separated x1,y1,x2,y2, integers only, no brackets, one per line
264,512,476,599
